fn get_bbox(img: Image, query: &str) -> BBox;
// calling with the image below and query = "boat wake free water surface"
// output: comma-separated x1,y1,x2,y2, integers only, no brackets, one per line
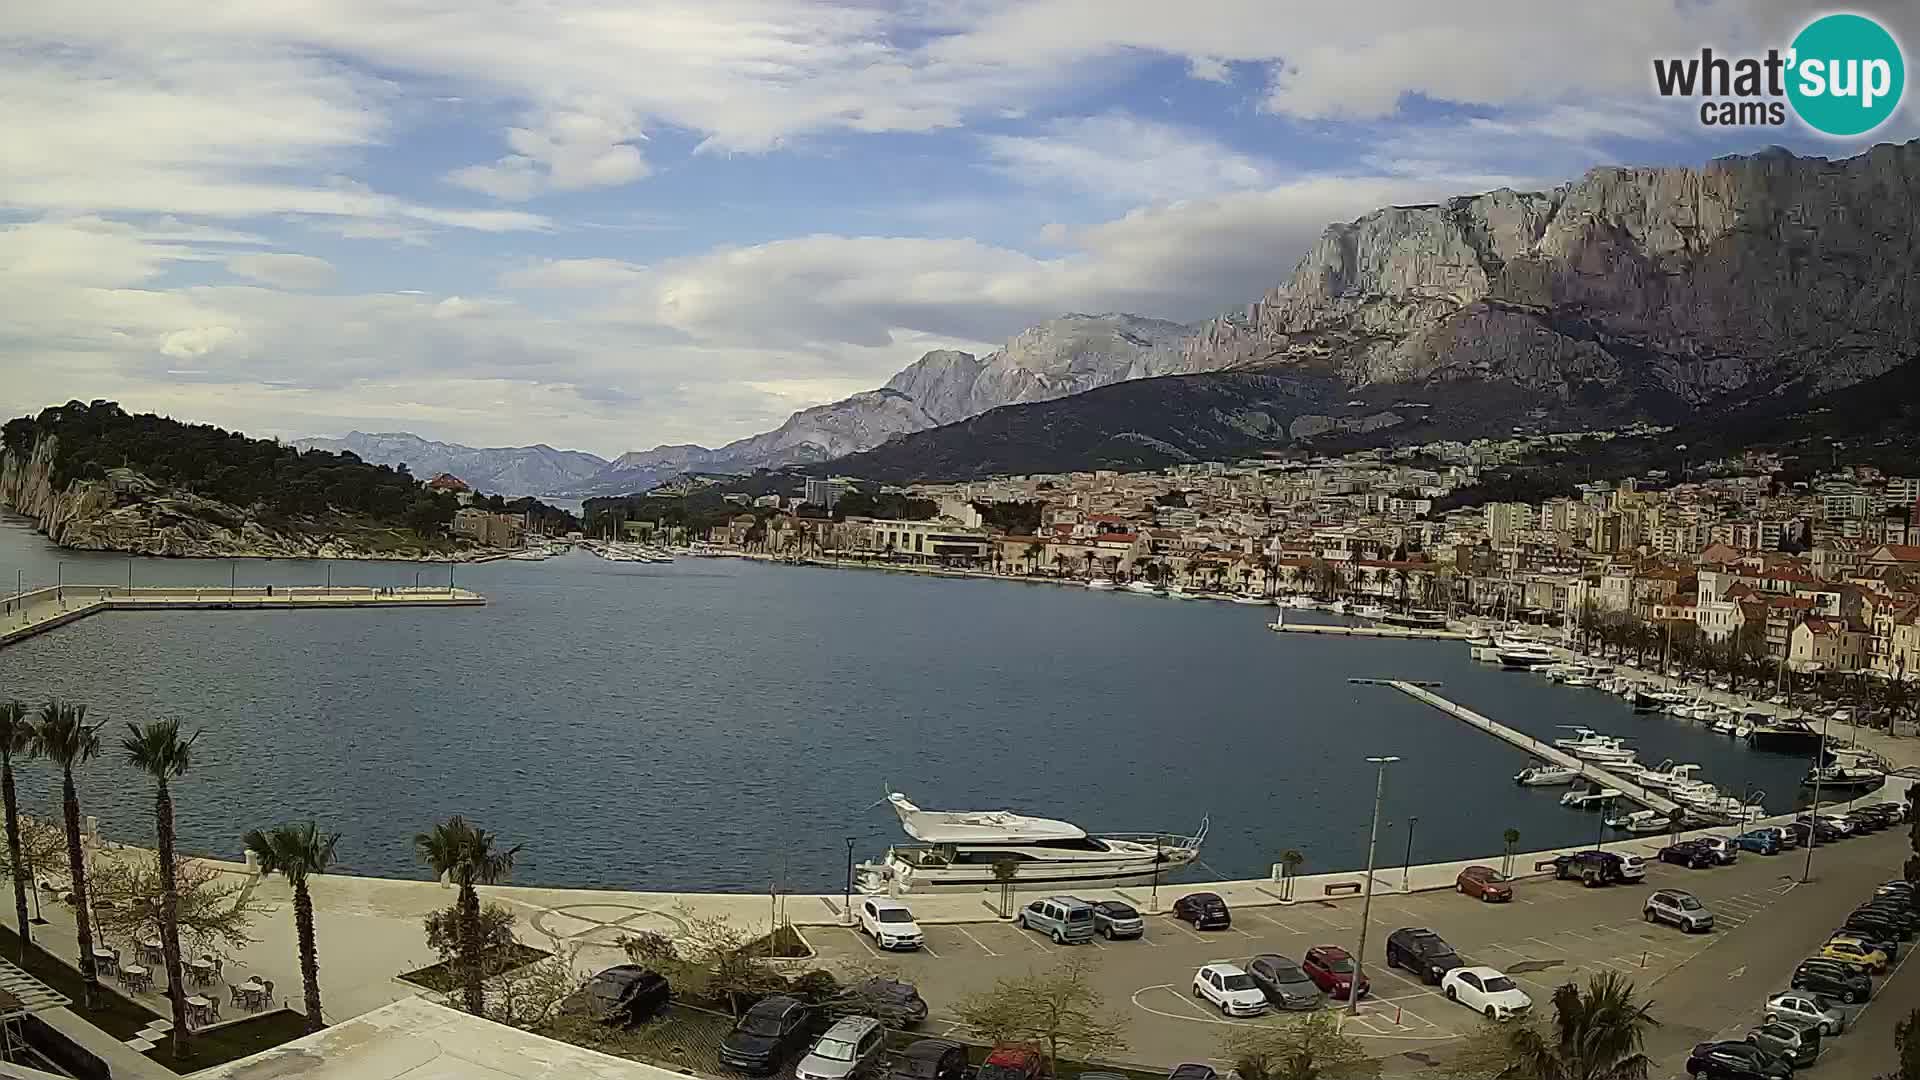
854,792,1207,894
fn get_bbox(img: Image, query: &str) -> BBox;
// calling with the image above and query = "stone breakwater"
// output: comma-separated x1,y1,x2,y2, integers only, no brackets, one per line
0,435,484,561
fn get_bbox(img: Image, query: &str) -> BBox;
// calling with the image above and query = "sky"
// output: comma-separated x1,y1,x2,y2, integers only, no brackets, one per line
3,1,1916,459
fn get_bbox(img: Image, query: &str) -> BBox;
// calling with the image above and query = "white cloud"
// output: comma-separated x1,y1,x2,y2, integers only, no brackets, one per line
159,325,241,359
500,258,649,289
982,112,1276,202
1187,56,1230,83
448,101,652,201
226,253,337,289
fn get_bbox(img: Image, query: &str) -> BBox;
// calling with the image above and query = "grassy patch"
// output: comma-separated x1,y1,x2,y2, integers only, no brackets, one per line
0,924,312,1073
144,1008,313,1071
397,943,552,993
742,924,812,960
0,923,157,1041
538,1000,737,1074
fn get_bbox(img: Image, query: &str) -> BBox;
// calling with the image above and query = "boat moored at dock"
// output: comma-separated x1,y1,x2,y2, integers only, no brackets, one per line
855,792,1207,894
1514,764,1579,786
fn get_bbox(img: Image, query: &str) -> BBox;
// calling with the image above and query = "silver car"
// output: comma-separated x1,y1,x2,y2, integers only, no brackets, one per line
1645,889,1714,932
1765,990,1847,1036
795,1017,885,1080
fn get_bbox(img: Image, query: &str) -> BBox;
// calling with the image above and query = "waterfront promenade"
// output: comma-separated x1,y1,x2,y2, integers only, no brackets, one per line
0,584,485,649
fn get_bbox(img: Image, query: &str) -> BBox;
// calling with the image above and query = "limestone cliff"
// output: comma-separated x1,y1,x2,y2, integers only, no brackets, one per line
1181,141,1920,404
0,436,466,560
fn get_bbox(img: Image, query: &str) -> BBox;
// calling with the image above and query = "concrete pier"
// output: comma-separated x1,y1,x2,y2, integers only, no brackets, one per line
0,584,484,649
1387,679,1681,814
1268,620,1469,640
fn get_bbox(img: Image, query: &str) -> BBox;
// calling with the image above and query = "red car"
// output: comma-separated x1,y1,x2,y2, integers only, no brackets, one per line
1301,945,1370,1000
977,1046,1048,1080
1456,865,1514,902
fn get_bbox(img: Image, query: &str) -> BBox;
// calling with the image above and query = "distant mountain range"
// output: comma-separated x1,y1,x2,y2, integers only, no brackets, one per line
291,432,608,496
308,140,1920,494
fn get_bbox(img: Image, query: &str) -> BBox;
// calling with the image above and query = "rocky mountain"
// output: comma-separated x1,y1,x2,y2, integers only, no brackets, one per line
831,140,1920,482
1182,141,1920,399
570,313,1196,495
293,432,607,497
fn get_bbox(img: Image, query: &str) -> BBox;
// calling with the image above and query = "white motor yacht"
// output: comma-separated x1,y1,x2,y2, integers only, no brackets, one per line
1606,808,1668,832
1085,578,1118,591
854,792,1207,894
1124,581,1163,595
1637,761,1705,791
1514,764,1580,786
1494,639,1558,669
1231,595,1273,606
1570,742,1638,764
1164,585,1196,600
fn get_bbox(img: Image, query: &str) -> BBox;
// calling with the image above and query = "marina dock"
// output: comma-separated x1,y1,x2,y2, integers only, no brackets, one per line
1,584,484,649
1269,620,1469,640
1386,679,1680,814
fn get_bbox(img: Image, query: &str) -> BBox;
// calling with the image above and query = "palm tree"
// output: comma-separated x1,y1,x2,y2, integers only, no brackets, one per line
0,702,32,957
1505,972,1659,1080
32,701,103,1010
415,816,521,1014
244,822,339,1032
1501,828,1521,877
123,720,199,1059
1024,542,1043,575
1278,850,1305,901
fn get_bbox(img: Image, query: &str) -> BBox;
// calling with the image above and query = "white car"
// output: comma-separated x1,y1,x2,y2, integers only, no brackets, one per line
1441,966,1533,1021
857,897,924,950
1193,963,1269,1017
1764,990,1847,1036
1616,853,1648,881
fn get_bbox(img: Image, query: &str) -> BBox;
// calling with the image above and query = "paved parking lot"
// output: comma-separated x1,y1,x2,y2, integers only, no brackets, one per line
803,828,1914,1071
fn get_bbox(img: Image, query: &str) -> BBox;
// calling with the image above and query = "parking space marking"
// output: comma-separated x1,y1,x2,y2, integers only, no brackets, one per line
953,926,999,957
1254,911,1302,933
920,940,942,958
1371,965,1432,996
1164,919,1212,945
838,928,882,959
1129,984,1253,1027
1526,937,1559,951
1559,929,1597,943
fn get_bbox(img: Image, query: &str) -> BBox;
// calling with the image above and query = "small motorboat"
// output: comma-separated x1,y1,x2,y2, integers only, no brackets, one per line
1164,585,1195,600
1569,740,1637,763
1561,783,1623,809
1515,764,1579,786
1637,761,1704,791
1124,580,1163,595
1606,808,1670,833
1552,727,1609,751
1231,594,1273,606
1085,578,1118,591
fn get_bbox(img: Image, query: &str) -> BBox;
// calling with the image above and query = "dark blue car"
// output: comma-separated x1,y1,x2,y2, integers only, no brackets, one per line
1735,829,1779,855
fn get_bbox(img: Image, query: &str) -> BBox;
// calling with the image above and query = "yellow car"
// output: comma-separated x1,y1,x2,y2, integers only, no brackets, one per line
1820,936,1889,974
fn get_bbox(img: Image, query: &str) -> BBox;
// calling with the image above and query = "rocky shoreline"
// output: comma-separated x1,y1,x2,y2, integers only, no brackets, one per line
1,436,492,562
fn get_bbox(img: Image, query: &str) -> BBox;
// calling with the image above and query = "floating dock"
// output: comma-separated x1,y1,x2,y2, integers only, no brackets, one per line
1,584,484,649
1268,621,1469,640
1385,679,1680,814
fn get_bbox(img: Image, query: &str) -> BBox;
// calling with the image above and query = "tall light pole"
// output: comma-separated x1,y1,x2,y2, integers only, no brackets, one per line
1351,755,1399,1016
843,837,856,926
1802,709,1832,884
1401,816,1419,892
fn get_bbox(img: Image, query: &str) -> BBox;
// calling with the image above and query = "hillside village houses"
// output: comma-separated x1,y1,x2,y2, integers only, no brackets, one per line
699,429,1920,683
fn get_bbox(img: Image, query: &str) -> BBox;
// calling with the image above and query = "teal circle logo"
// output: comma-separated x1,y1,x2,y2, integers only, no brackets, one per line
1787,13,1905,136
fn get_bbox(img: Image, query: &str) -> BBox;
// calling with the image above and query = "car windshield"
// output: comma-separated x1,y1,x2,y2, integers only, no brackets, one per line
1102,904,1137,918
877,909,914,923
814,1038,857,1062
1679,896,1703,910
1325,957,1354,973
1222,974,1257,990
740,1013,785,1037
1483,976,1517,992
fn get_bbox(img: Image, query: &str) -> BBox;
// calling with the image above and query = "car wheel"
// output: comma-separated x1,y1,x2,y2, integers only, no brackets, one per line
1843,989,1858,1004
1644,908,1654,923
1193,985,1201,998
1015,914,1025,929
1051,929,1064,945
1445,986,1457,1001
1486,1006,1498,1020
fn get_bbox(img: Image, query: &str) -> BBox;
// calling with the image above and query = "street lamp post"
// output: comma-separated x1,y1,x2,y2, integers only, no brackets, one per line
1595,797,1612,851
1802,710,1832,884
1401,816,1419,892
1351,755,1400,1016
843,838,856,926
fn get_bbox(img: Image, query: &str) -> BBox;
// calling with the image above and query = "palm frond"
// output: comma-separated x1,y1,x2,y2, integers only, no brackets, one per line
414,816,519,886
32,701,102,768
246,821,341,886
0,701,31,757
121,720,199,781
